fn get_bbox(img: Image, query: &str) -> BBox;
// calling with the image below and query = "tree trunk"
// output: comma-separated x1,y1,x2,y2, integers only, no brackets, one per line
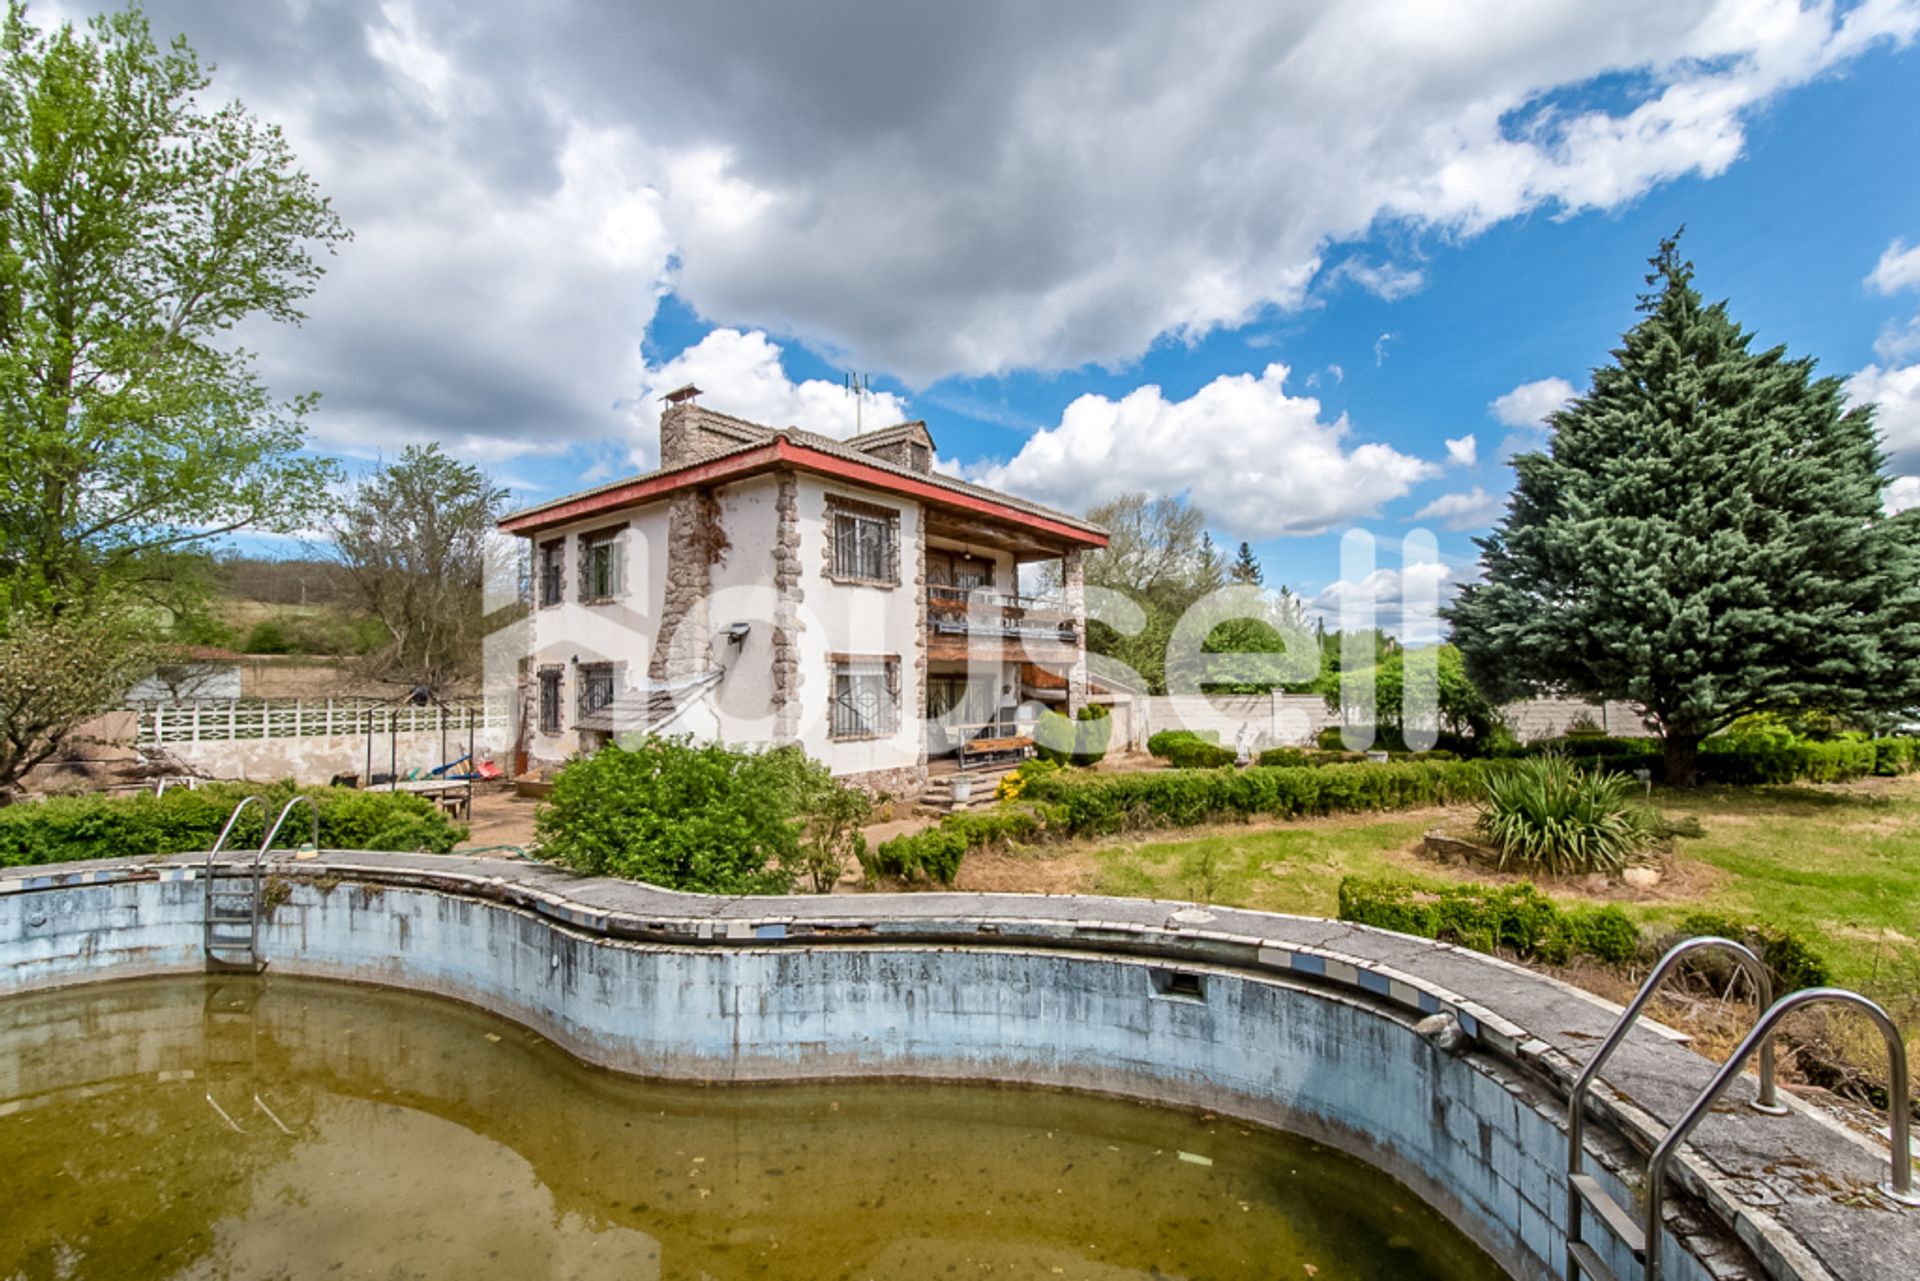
1663,732,1701,788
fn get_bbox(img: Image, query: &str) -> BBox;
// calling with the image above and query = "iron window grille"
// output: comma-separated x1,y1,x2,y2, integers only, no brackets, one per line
538,540,565,607
537,668,563,733
579,529,624,602
831,509,895,582
830,656,899,739
577,663,616,719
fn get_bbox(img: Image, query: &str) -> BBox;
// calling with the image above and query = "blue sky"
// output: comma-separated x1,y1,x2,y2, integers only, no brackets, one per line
114,1,1920,615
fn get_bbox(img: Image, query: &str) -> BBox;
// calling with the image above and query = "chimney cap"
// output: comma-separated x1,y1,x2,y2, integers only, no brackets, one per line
661,383,703,405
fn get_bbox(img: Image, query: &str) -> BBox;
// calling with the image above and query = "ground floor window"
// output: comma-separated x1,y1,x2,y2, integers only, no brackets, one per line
831,655,900,739
577,662,616,719
537,667,563,733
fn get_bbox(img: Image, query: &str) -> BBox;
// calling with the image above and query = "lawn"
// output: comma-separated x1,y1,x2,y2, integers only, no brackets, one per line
957,775,1920,1015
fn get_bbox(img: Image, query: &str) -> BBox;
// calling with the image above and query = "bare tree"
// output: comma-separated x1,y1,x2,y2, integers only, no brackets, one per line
326,445,508,697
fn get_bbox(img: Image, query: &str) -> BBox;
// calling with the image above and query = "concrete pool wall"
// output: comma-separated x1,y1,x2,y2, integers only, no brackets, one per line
3,850,1915,1281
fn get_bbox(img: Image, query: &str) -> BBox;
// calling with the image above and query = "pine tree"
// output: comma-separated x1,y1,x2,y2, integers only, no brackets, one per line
1230,541,1263,585
1448,235,1920,786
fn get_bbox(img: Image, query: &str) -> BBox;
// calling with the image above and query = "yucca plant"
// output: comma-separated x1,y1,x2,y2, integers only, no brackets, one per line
1477,756,1654,876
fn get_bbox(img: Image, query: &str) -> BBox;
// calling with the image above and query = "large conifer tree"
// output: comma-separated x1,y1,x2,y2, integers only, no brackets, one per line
1448,236,1920,785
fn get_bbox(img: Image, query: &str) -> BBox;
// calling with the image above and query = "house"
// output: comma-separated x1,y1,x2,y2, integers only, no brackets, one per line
498,386,1110,793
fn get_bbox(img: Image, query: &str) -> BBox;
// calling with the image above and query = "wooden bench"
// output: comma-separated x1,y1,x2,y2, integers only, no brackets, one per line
957,735,1033,769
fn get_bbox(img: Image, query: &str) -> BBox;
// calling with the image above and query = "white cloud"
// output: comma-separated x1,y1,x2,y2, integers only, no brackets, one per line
1875,315,1920,364
1444,434,1478,466
1309,561,1459,632
969,364,1438,539
1490,376,1578,428
1868,238,1920,295
1885,475,1920,514
78,0,1920,446
627,328,911,468
1414,487,1503,530
1849,361,1920,473
1373,332,1398,366
1323,257,1427,301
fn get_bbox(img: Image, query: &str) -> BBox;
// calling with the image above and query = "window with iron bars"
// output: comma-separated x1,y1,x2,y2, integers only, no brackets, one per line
578,528,624,602
829,507,896,583
537,667,563,733
538,539,565,607
577,662,617,719
830,656,899,739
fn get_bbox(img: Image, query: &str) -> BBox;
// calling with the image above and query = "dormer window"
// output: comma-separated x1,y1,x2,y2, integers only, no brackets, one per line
908,440,931,472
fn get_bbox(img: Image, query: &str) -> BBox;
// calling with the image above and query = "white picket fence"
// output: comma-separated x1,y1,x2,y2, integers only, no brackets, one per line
129,698,506,746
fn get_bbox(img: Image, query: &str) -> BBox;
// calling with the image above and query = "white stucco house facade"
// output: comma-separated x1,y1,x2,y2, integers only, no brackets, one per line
499,387,1109,794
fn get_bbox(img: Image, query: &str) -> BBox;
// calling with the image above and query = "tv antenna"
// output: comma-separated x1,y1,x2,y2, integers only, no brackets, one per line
844,372,871,435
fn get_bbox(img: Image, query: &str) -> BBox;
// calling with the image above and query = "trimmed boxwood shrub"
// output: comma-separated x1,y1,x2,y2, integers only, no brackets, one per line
0,781,466,867
1336,875,1640,966
1147,728,1220,759
1036,705,1114,767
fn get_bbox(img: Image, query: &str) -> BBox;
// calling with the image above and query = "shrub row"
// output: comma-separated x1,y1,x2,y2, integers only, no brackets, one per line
1147,728,1237,768
1336,876,1639,965
0,782,466,867
1337,877,1833,991
1018,759,1491,838
864,808,1044,886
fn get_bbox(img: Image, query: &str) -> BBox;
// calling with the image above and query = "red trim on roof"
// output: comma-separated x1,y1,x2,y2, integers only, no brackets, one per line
500,438,1108,548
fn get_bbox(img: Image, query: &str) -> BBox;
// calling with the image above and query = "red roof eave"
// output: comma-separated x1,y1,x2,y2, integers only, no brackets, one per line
499,438,1108,548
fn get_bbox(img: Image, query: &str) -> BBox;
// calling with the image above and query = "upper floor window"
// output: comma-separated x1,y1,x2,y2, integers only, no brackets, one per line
827,498,899,585
579,527,624,602
538,539,565,607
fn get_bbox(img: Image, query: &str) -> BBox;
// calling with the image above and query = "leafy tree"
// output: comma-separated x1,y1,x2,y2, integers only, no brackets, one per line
0,600,150,798
327,444,508,695
1331,644,1499,744
1077,492,1232,693
0,2,347,611
1448,235,1920,785
1229,540,1263,585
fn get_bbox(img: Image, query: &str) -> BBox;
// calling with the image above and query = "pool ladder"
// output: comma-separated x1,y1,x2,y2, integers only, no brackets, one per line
1565,938,1919,1281
202,797,317,973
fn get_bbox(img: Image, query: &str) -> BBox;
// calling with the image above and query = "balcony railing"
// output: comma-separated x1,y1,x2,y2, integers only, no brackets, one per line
927,584,1075,641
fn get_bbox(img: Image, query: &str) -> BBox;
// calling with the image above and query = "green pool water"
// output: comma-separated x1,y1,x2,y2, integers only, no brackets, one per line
0,976,1506,1280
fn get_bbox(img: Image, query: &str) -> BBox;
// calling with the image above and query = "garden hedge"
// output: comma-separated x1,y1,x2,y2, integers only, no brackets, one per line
1336,876,1640,966
0,782,467,868
1018,759,1491,837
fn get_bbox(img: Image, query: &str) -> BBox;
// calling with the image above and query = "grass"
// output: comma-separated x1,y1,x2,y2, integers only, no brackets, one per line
962,776,1920,1068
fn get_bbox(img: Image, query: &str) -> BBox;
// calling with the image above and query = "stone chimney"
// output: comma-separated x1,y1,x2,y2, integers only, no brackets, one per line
658,383,704,469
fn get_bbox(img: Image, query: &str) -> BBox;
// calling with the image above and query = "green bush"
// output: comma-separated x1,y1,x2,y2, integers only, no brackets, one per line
1673,912,1831,993
0,782,465,867
864,807,1044,886
1147,728,1219,759
534,738,827,893
1162,736,1239,769
1036,705,1114,767
1257,746,1310,768
243,619,292,654
1477,756,1656,877
1018,759,1491,838
1696,734,1877,785
1873,736,1918,776
1337,876,1641,966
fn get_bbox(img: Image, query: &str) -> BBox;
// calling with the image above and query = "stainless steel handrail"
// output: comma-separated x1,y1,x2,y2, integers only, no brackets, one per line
1645,987,1919,1281
258,795,319,859
1566,937,1780,1281
202,795,265,925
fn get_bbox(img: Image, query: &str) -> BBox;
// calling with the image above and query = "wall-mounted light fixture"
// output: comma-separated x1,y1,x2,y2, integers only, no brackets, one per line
724,622,751,646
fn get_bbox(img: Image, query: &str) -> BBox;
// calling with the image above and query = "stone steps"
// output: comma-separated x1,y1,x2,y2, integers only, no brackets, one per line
919,765,1020,812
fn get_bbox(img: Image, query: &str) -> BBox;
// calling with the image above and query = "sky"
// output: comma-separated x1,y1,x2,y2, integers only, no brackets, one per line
56,0,1920,619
